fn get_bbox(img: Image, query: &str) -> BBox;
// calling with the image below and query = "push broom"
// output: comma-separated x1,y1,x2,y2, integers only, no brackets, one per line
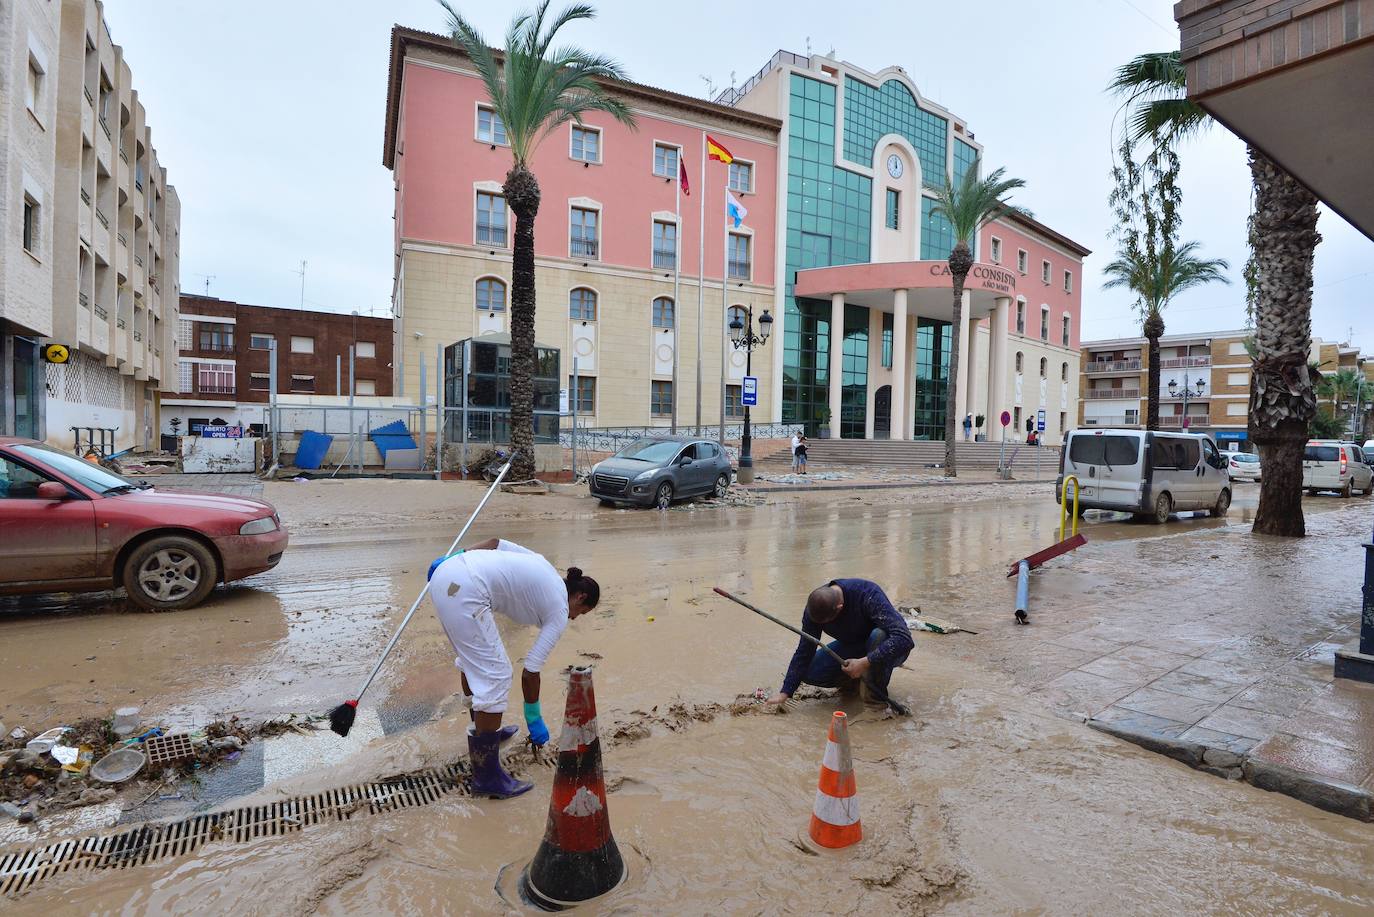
328,459,513,736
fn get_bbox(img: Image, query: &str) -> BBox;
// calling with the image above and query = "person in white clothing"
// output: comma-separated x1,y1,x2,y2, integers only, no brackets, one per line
791,432,802,473
427,537,601,798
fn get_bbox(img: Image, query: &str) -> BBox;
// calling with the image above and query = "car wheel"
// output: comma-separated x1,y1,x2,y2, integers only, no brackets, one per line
1210,488,1231,518
654,481,674,510
1306,488,1318,497
123,535,218,611
1342,480,1354,499
1151,492,1172,525
713,473,730,498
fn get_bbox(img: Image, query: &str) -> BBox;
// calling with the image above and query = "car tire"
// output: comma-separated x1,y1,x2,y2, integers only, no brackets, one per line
654,481,674,510
713,473,730,499
1210,488,1231,518
123,535,218,611
598,498,617,507
1306,488,1318,497
1151,492,1172,525
1340,480,1353,498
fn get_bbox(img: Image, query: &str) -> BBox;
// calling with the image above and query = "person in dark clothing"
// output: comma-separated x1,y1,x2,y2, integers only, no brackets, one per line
766,579,914,709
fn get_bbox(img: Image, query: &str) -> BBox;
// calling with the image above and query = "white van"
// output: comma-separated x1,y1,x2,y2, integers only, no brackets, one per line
1057,429,1232,523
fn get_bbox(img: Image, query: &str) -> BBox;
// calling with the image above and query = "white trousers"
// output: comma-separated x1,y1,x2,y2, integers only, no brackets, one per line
429,562,512,714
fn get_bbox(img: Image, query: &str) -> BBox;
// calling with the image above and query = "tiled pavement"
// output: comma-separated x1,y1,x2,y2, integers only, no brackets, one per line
138,473,264,498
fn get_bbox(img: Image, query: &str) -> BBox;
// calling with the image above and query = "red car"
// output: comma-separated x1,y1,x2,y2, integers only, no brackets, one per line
0,437,287,610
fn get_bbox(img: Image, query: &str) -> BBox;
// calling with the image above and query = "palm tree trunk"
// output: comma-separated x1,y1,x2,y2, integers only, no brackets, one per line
943,241,972,477
504,163,540,482
1143,311,1164,432
1249,147,1320,538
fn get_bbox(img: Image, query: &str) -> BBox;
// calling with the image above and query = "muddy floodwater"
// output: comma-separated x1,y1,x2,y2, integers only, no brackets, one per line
4,480,1373,913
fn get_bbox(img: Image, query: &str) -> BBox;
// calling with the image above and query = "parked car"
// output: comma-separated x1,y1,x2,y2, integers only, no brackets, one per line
588,437,733,508
1302,440,1373,498
1056,429,1232,523
1223,450,1262,483
0,437,287,610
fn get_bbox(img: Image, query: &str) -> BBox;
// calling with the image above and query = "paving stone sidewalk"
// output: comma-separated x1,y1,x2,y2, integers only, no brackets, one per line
135,472,264,498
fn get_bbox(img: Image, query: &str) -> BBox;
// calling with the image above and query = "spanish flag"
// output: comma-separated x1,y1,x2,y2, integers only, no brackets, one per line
706,135,734,164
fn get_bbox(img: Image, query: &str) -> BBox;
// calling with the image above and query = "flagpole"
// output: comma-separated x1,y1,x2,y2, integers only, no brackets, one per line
671,150,681,434
696,132,706,432
720,197,728,447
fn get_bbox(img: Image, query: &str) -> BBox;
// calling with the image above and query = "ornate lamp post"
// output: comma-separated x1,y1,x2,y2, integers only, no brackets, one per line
728,305,772,484
1167,374,1206,429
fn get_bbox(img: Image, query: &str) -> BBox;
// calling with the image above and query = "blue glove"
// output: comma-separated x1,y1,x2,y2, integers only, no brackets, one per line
524,701,550,746
427,549,465,581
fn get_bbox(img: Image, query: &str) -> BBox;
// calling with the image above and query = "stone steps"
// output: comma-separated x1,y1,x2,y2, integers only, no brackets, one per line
763,439,1054,469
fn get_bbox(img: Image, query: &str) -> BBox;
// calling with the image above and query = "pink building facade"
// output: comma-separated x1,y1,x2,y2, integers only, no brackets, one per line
384,27,781,432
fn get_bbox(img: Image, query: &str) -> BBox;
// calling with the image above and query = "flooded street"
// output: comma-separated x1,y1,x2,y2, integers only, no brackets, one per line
4,481,1373,912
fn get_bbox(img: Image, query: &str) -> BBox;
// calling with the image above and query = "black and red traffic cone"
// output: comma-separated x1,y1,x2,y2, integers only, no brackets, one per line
521,665,625,909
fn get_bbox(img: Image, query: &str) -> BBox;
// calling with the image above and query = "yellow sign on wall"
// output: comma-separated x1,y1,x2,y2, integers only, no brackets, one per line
43,343,71,364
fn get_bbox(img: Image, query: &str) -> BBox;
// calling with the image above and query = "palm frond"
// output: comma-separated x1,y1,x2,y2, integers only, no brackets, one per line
929,164,1028,247
1100,238,1229,321
1108,50,1211,147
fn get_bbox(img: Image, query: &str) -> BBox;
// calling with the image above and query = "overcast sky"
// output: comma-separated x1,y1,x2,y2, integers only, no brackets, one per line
109,0,1372,346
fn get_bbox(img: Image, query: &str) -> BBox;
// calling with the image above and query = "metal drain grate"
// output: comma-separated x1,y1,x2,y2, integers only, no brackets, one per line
0,760,471,897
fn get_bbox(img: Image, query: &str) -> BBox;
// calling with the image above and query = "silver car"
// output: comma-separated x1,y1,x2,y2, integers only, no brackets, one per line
588,437,734,508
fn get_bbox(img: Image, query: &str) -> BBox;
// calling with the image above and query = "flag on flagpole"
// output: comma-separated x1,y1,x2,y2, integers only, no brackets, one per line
679,159,690,196
726,189,748,228
706,135,734,164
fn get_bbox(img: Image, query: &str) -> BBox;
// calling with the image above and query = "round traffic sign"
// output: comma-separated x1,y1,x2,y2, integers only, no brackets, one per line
1000,410,1011,427
44,343,70,364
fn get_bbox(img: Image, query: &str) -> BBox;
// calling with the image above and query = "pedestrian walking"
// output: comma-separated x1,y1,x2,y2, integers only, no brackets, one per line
795,434,808,474
962,414,973,441
791,431,802,473
427,538,602,798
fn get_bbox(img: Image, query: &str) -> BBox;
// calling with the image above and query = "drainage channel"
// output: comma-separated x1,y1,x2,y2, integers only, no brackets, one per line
0,759,473,898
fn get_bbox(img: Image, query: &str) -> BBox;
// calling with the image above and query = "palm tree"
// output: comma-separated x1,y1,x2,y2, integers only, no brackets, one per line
1110,50,1321,537
930,165,1028,477
1101,241,1229,430
442,1,635,480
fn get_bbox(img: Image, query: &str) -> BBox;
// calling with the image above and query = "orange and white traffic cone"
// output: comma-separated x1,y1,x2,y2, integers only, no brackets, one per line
808,710,861,849
522,666,626,908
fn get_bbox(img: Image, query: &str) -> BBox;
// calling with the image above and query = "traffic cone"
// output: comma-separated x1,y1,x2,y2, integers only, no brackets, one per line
522,666,625,908
808,710,862,849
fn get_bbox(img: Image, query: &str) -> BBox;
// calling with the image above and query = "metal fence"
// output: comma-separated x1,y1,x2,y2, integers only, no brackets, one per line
270,404,424,437
558,422,801,455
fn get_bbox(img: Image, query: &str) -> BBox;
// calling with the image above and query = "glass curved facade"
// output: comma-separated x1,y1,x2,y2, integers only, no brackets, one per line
842,78,947,188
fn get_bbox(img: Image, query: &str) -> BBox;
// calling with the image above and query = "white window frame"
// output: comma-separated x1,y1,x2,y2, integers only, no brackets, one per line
990,236,1002,264
21,194,40,256
1063,269,1073,293
197,362,236,395
289,374,316,393
1017,249,1028,274
475,275,507,313
26,54,44,123
1040,305,1051,342
356,341,376,359
290,335,314,354
1015,299,1026,335
569,286,598,323
354,379,376,396
474,187,508,248
249,333,274,350
652,142,680,179
1227,371,1248,386
1226,401,1247,416
727,159,754,194
1041,259,1052,284
1062,313,1072,347
652,296,675,329
570,124,602,164
652,218,678,271
569,202,601,260
475,104,507,146
727,231,753,282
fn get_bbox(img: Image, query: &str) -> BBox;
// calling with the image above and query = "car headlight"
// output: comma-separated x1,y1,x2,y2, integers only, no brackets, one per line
239,516,279,535
634,468,658,482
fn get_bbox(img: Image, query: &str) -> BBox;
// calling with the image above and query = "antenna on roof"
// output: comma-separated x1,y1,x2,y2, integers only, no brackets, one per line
805,35,811,56
195,273,215,296
293,259,307,310
729,70,736,93
699,74,715,99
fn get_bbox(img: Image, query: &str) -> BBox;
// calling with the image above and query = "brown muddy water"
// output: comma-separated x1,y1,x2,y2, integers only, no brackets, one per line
4,483,1373,913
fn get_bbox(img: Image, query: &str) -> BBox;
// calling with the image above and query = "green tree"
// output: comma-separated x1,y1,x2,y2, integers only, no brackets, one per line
442,1,635,479
930,164,1028,477
1110,50,1321,537
1101,241,1229,430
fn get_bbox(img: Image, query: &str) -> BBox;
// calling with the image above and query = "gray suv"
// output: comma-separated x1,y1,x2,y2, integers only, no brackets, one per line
589,437,734,508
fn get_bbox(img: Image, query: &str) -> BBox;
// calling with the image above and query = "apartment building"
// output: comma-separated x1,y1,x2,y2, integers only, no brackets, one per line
1079,330,1254,447
163,294,393,435
0,0,180,451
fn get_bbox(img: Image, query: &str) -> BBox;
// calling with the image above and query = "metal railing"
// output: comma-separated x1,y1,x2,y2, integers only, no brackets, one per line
134,254,143,267
475,222,506,246
714,49,809,106
119,149,128,164
559,422,802,458
96,208,109,228
116,318,126,329
728,259,751,280
79,292,89,307
1159,414,1209,428
84,86,94,105
133,330,143,342
117,232,127,246
1082,416,1137,427
94,304,108,320
1086,358,1142,373
652,247,677,270
1085,388,1140,400
1159,355,1211,368
80,188,91,205
99,117,110,138
570,237,598,259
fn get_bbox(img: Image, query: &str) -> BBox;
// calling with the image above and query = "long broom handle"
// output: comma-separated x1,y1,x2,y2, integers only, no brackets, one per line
351,460,513,703
713,587,844,664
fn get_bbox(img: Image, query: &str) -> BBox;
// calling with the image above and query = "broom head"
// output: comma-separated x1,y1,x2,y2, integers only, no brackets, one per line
329,699,358,737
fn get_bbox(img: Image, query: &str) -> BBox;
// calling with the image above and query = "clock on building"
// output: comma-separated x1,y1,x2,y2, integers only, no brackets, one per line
886,154,904,179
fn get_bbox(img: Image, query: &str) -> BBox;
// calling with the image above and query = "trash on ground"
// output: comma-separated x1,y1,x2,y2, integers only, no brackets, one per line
25,727,71,755
91,748,147,784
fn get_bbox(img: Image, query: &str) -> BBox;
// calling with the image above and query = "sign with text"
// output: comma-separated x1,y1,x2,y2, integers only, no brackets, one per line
1036,408,1046,432
200,425,243,439
742,376,758,407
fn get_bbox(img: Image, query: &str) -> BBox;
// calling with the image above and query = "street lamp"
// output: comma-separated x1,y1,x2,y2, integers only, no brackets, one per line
1167,374,1206,429
728,305,772,483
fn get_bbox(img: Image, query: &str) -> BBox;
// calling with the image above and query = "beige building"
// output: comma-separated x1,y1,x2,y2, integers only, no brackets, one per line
0,0,180,451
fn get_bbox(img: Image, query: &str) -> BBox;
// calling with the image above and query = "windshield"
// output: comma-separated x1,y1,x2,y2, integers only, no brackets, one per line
15,444,141,494
616,439,682,463
1231,453,1258,463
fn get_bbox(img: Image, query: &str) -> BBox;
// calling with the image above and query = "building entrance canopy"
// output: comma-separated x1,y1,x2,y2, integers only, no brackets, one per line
794,260,1017,319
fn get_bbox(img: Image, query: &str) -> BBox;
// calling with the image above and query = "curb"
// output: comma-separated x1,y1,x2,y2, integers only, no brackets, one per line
1087,719,1374,822
742,478,1051,495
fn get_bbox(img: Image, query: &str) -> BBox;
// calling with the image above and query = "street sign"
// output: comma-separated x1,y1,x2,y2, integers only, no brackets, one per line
42,343,70,364
1036,408,1046,432
742,375,758,407
1000,410,1011,427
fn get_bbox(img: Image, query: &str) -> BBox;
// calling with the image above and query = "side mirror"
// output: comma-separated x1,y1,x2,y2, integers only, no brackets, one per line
36,481,68,500
678,454,693,466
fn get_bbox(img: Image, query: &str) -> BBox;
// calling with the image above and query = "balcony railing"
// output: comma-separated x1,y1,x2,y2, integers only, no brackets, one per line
134,331,142,342
652,247,677,270
116,318,126,329
1086,358,1142,373
94,304,108,320
96,208,109,228
119,149,128,164
99,117,110,138
570,237,598,259
79,292,89,307
1085,388,1141,400
1159,355,1211,369
117,232,127,246
80,188,91,205
728,259,751,280
134,254,143,267
198,382,235,395
84,86,94,105
1159,414,1210,428
1082,415,1140,427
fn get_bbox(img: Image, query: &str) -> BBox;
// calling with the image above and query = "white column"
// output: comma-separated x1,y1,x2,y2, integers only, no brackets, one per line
987,296,1011,442
891,289,908,441
953,290,971,427
828,293,844,436
966,314,981,431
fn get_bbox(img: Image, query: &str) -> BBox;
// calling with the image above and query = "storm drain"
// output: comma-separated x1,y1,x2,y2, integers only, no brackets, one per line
0,759,472,898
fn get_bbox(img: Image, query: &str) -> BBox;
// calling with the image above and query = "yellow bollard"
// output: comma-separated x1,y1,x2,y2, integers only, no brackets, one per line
1059,475,1081,542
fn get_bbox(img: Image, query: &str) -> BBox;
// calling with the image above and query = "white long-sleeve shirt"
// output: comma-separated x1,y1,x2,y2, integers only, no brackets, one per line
459,539,568,672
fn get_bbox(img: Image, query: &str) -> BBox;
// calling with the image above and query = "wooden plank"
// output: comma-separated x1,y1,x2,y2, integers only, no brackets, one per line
1007,533,1088,577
